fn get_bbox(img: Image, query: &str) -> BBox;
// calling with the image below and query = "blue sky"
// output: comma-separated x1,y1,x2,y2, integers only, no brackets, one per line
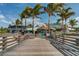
0,3,79,28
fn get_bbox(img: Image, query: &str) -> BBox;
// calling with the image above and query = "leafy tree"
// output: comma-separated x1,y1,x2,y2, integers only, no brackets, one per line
57,7,75,32
20,7,32,32
44,3,64,33
69,19,78,29
15,19,21,32
30,4,44,35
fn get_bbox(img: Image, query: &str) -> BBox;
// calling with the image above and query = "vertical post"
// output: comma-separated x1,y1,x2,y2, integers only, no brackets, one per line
61,31,65,44
17,35,21,45
54,31,57,40
76,38,79,46
1,37,6,55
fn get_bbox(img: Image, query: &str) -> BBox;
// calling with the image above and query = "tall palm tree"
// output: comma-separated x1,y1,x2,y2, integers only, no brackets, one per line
57,7,75,43
44,3,64,34
20,7,32,32
30,4,44,36
57,7,75,32
56,18,61,25
15,19,21,32
20,12,25,32
69,19,77,29
64,8,75,31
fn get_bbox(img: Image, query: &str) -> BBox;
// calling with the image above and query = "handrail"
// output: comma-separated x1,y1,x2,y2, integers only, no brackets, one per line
50,32,79,56
0,33,34,55
0,36,18,55
0,34,25,55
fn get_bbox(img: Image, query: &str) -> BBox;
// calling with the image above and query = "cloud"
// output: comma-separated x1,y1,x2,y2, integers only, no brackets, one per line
0,14,11,24
1,20,11,24
76,17,79,21
75,17,79,24
0,14,5,20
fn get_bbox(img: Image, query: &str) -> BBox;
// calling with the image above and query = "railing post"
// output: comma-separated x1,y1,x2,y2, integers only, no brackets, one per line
53,31,56,40
1,37,6,55
76,38,79,46
62,32,65,44
17,35,21,45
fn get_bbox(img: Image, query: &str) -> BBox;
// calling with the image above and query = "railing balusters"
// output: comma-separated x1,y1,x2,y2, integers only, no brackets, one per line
0,37,6,55
49,32,79,56
0,34,32,55
0,34,21,55
76,38,79,46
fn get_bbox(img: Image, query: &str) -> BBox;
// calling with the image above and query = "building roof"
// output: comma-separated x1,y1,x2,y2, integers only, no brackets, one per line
40,24,48,30
38,24,56,30
8,25,26,28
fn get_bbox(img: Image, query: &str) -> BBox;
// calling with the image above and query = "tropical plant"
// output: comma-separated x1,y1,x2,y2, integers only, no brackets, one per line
21,7,32,26
15,19,21,32
0,27,8,35
44,3,64,33
57,7,75,31
29,4,44,35
69,19,77,29
20,7,32,32
27,24,32,28
20,11,25,32
56,18,61,25
57,7,75,43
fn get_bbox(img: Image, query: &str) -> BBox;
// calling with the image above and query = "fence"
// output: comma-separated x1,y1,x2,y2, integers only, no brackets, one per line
49,32,79,56
0,33,34,55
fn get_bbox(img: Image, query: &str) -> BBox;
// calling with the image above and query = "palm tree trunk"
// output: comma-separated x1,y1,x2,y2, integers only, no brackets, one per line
25,18,27,32
62,18,65,43
48,15,51,34
62,18,64,32
65,19,67,33
16,26,18,33
32,17,35,36
21,19,23,32
72,26,73,29
65,20,66,26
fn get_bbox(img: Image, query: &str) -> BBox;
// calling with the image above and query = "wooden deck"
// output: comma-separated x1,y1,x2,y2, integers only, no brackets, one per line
3,38,63,56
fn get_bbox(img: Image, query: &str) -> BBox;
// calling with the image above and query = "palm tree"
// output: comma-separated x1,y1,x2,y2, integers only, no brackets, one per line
23,7,32,26
57,7,75,32
20,12,25,32
20,7,32,32
30,4,44,36
44,3,64,34
69,19,77,29
56,18,61,25
57,7,75,43
15,19,21,32
27,24,32,28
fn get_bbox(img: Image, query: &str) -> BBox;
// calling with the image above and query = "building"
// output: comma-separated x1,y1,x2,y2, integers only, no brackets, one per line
8,25,26,33
8,24,38,33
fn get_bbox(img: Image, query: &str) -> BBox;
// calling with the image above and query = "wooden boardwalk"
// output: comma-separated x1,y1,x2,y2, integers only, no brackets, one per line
3,38,63,56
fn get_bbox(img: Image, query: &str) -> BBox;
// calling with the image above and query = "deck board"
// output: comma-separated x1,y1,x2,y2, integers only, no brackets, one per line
3,38,63,56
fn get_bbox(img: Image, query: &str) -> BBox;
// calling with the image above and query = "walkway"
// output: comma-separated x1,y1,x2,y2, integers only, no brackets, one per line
3,38,63,56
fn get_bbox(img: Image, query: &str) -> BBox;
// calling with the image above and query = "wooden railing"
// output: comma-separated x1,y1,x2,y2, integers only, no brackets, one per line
0,36,18,55
0,33,34,55
49,33,79,56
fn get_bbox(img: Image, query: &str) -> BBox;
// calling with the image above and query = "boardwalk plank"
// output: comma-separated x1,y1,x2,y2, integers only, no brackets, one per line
3,38,63,56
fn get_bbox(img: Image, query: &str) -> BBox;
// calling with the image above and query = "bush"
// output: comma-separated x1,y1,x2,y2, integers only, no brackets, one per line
55,28,62,31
